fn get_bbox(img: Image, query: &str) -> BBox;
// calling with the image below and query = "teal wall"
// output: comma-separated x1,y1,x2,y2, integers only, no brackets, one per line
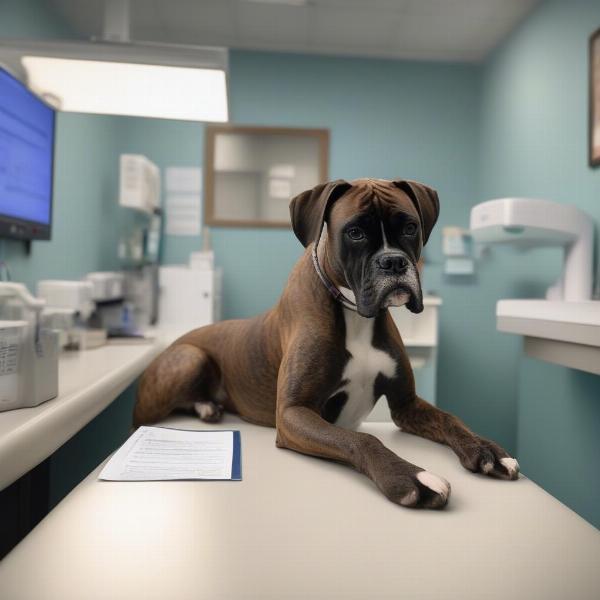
0,0,71,40
478,0,600,528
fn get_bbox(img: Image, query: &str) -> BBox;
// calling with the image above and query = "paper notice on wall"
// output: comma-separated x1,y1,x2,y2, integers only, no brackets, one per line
269,177,292,199
165,167,202,193
164,166,202,236
165,193,201,236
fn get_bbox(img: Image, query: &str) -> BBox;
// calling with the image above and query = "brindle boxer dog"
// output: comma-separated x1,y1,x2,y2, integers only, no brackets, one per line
134,178,519,509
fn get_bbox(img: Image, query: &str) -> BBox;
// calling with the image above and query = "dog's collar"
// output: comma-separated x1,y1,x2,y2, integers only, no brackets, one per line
311,244,358,312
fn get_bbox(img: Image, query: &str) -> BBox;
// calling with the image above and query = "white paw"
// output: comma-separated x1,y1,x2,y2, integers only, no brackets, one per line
500,457,520,478
417,471,451,501
194,402,212,419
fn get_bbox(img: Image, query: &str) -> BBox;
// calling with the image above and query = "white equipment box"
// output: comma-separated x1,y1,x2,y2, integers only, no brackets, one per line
36,280,94,316
158,266,221,337
119,154,160,214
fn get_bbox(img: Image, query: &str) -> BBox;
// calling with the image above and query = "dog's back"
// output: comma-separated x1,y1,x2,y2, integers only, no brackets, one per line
134,249,343,427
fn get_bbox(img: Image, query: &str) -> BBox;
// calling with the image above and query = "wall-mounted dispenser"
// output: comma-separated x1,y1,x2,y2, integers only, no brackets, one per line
442,226,474,276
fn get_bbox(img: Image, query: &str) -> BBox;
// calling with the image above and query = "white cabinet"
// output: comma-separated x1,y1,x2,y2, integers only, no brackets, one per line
158,266,222,338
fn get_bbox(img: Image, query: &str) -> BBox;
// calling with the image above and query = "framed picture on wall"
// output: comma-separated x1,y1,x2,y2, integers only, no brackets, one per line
204,125,329,228
589,27,600,166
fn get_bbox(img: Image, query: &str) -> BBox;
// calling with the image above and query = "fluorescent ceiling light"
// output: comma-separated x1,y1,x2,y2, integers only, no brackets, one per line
22,56,228,122
0,39,229,122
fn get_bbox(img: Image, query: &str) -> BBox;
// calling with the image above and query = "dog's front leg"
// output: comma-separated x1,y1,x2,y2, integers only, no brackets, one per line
277,405,449,508
389,397,520,481
275,348,450,508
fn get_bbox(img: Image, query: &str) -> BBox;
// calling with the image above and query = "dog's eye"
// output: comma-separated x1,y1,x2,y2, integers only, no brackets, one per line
346,227,365,241
403,222,418,236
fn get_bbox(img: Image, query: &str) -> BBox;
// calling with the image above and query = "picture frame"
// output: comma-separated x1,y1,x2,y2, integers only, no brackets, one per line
589,27,600,166
204,125,329,228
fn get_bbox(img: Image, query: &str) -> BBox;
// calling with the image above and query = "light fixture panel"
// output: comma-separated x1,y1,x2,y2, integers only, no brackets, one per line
21,56,228,122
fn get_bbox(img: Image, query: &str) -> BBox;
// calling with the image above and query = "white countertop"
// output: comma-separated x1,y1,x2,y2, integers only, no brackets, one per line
496,300,600,375
497,300,600,346
0,415,598,600
0,335,170,491
497,299,600,324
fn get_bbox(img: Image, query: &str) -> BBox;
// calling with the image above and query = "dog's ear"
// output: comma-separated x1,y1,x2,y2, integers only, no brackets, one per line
289,179,352,247
393,180,440,245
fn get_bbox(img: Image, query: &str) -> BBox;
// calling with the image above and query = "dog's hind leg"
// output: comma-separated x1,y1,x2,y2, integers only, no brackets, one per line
193,399,224,423
133,343,224,427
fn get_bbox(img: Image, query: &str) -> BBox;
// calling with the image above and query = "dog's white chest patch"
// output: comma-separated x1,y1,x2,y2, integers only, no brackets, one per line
333,309,396,429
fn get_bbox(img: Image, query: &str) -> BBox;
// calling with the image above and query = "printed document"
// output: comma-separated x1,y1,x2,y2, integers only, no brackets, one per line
99,426,235,481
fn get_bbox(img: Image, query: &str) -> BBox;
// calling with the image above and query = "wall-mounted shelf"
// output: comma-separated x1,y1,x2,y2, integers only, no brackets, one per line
497,300,600,375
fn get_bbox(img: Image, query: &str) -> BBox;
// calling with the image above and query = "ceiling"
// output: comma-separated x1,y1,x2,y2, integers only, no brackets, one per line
49,0,540,63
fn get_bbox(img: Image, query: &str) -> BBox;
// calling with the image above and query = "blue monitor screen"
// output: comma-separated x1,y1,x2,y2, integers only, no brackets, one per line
0,67,55,239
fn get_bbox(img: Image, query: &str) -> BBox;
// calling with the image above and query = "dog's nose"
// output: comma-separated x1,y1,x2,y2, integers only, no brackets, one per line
376,254,408,274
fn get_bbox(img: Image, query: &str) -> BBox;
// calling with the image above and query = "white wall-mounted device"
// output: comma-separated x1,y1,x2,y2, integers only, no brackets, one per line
442,226,474,276
119,154,160,214
470,197,599,375
470,197,594,301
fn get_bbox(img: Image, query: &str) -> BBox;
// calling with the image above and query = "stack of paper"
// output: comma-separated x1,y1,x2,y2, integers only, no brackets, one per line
99,426,242,481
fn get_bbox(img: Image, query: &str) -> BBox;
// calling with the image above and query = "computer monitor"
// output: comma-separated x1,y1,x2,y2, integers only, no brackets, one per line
0,66,55,241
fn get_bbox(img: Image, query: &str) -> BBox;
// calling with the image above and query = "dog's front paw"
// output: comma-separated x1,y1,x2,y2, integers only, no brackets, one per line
376,464,451,509
457,437,520,480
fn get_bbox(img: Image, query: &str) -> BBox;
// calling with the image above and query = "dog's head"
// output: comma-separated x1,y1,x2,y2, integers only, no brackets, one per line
290,178,439,318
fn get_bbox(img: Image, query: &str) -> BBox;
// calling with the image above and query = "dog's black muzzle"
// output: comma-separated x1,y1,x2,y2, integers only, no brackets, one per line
375,252,409,275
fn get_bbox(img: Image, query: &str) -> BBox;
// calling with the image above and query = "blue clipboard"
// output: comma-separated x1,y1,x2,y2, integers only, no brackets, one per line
231,430,242,481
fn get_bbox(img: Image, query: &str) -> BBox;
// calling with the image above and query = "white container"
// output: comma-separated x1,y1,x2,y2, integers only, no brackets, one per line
37,280,94,318
0,321,27,411
86,272,124,301
189,251,214,271
0,320,59,412
70,328,107,350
